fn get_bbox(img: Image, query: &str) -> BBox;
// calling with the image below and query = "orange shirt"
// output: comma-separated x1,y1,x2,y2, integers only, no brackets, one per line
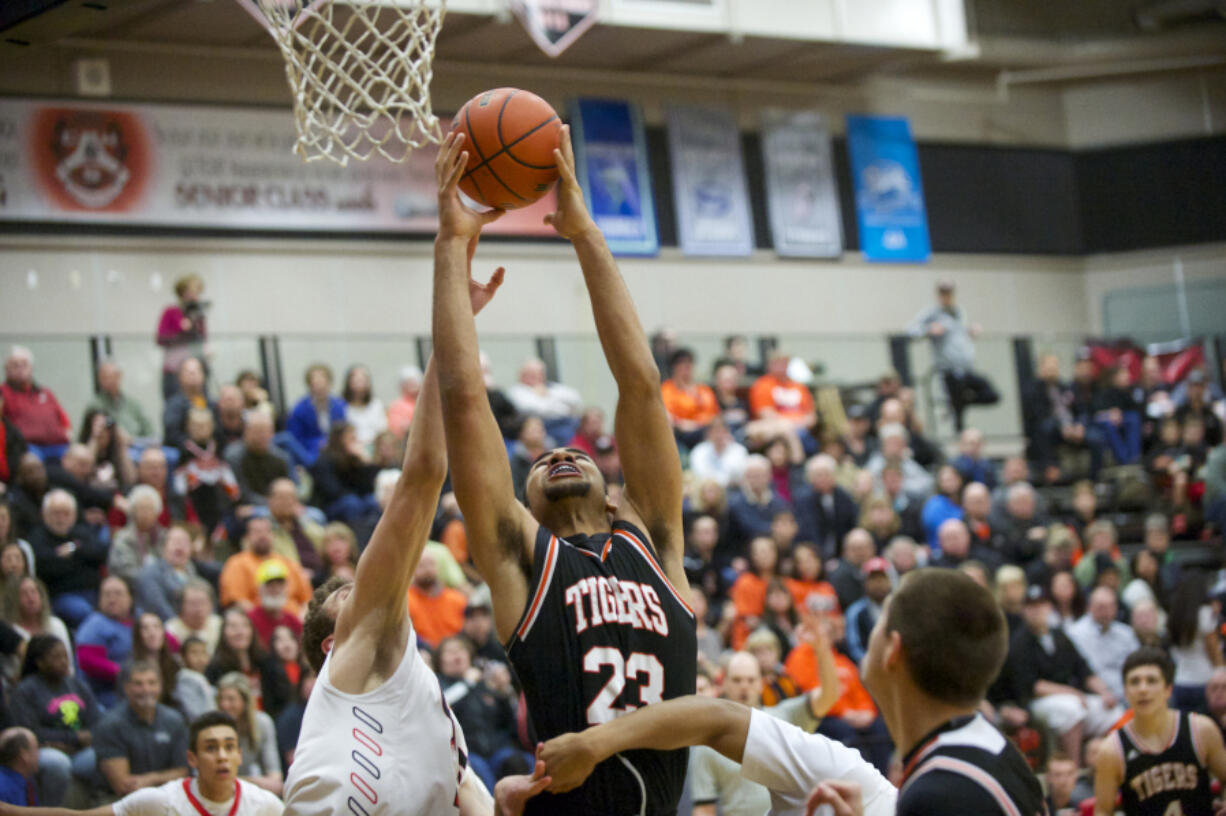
408,585,468,648
749,375,814,421
731,572,768,618
218,552,312,616
660,380,719,425
784,578,840,614
441,518,469,566
784,641,877,717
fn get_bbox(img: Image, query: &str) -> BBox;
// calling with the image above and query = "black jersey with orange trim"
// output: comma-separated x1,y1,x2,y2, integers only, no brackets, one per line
507,519,697,816
1115,709,1213,816
899,714,1045,816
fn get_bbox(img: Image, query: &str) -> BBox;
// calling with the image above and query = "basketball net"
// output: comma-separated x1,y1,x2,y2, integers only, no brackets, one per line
237,0,447,165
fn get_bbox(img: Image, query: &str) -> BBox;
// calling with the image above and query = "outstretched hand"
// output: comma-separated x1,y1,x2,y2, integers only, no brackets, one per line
543,124,599,242
494,758,552,816
539,732,600,793
805,779,864,816
436,131,505,241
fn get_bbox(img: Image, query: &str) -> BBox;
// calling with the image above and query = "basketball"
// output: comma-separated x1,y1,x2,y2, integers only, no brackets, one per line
450,88,562,210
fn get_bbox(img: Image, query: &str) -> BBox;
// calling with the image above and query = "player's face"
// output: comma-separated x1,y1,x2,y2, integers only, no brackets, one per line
1124,665,1172,715
189,725,242,784
525,448,605,514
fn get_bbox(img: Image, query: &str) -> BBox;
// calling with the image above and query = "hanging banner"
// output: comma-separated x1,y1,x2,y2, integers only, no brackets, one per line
665,104,753,257
510,0,600,58
569,98,659,256
845,114,931,263
759,109,843,258
0,97,556,235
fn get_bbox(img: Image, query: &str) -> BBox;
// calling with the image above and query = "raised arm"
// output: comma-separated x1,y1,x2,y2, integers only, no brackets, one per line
538,696,751,793
1092,733,1123,816
546,126,687,589
433,132,539,645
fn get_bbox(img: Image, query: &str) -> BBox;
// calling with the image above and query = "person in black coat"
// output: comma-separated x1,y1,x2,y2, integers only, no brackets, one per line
827,528,875,612
310,422,380,523
205,607,291,721
792,454,859,561
27,489,107,628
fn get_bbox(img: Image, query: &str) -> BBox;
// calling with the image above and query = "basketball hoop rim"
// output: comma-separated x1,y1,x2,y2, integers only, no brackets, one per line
235,0,329,33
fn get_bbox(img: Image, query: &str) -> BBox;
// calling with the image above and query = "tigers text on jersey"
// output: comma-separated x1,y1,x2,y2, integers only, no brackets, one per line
899,713,1045,816
112,778,282,816
1115,710,1213,816
283,627,468,816
508,520,697,816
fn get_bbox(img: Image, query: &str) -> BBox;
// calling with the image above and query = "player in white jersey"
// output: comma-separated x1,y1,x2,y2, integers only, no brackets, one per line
0,712,282,816
287,253,547,816
538,694,897,816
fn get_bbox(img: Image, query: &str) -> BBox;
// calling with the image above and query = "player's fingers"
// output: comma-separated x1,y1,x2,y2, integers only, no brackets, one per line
479,207,506,226
553,147,578,186
436,132,460,182
560,123,576,169
445,150,468,191
528,775,552,795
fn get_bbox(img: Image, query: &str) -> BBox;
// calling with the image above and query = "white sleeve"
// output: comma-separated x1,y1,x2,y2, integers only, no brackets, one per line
740,708,898,816
249,786,286,816
111,787,172,816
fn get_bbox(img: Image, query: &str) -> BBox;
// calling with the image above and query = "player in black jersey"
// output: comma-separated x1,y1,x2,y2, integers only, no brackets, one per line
432,128,696,816
1094,647,1226,816
807,568,1045,816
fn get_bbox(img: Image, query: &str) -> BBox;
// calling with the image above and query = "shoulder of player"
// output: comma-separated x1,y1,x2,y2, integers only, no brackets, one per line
1189,711,1223,747
239,779,285,809
900,765,1011,814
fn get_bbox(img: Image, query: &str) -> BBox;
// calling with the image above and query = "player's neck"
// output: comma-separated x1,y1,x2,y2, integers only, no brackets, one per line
1132,706,1176,738
196,775,235,804
888,690,979,760
544,506,610,539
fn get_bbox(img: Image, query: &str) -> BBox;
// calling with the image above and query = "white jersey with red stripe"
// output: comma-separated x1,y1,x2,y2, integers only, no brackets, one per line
111,777,283,816
507,519,697,816
283,625,469,816
898,713,1045,816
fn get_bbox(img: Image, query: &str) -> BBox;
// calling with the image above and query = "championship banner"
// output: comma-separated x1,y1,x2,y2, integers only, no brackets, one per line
845,114,930,262
510,0,599,58
0,97,556,236
665,105,753,257
569,98,658,256
759,110,843,258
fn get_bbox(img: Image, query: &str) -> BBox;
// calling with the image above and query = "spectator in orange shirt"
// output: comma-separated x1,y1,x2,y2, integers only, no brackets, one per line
660,348,719,450
728,536,780,650
784,542,839,615
407,548,468,648
748,349,818,456
784,611,894,773
219,516,312,616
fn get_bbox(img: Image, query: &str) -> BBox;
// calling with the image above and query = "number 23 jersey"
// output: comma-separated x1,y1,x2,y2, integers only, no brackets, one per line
508,519,697,816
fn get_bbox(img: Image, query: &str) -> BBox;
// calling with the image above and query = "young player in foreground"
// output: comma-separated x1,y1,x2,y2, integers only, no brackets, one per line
1094,646,1226,816
0,712,282,816
432,126,696,815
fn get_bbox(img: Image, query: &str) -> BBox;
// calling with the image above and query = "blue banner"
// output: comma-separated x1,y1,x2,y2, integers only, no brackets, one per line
845,115,930,263
570,98,658,256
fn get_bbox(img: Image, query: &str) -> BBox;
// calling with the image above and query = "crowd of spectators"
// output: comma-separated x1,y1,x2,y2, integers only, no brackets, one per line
0,273,1225,811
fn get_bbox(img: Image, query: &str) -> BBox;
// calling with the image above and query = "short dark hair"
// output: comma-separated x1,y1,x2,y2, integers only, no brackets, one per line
883,568,1008,707
668,348,695,372
189,711,239,753
121,659,162,687
303,575,351,674
1122,646,1175,687
0,730,33,766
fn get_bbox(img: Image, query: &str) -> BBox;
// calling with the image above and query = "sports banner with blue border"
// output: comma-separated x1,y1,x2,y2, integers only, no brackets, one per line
665,104,754,257
569,98,659,256
759,110,843,258
845,115,931,262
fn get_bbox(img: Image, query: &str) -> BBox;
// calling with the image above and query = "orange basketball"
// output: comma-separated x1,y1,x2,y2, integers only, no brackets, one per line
450,88,562,210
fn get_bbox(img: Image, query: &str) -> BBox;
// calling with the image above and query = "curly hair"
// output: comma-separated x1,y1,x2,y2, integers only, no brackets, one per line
302,575,351,674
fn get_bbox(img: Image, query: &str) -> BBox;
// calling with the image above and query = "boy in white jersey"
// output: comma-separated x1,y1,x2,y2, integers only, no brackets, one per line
0,712,282,816
288,257,547,816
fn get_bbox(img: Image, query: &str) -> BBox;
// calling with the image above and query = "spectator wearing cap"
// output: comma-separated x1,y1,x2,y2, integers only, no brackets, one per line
507,358,584,445
0,727,40,806
748,349,818,456
906,280,999,432
1004,584,1124,764
75,575,135,709
386,365,423,438
1065,587,1140,700
407,548,467,649
1175,369,1224,447
219,516,311,617
247,561,302,649
843,557,891,663
687,417,749,490
85,359,154,441
792,454,858,560
286,363,346,467
660,348,719,451
827,528,875,612
1,347,71,459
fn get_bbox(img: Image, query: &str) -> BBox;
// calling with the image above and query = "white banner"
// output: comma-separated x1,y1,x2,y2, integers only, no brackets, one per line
0,97,556,235
665,104,754,257
760,109,843,258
